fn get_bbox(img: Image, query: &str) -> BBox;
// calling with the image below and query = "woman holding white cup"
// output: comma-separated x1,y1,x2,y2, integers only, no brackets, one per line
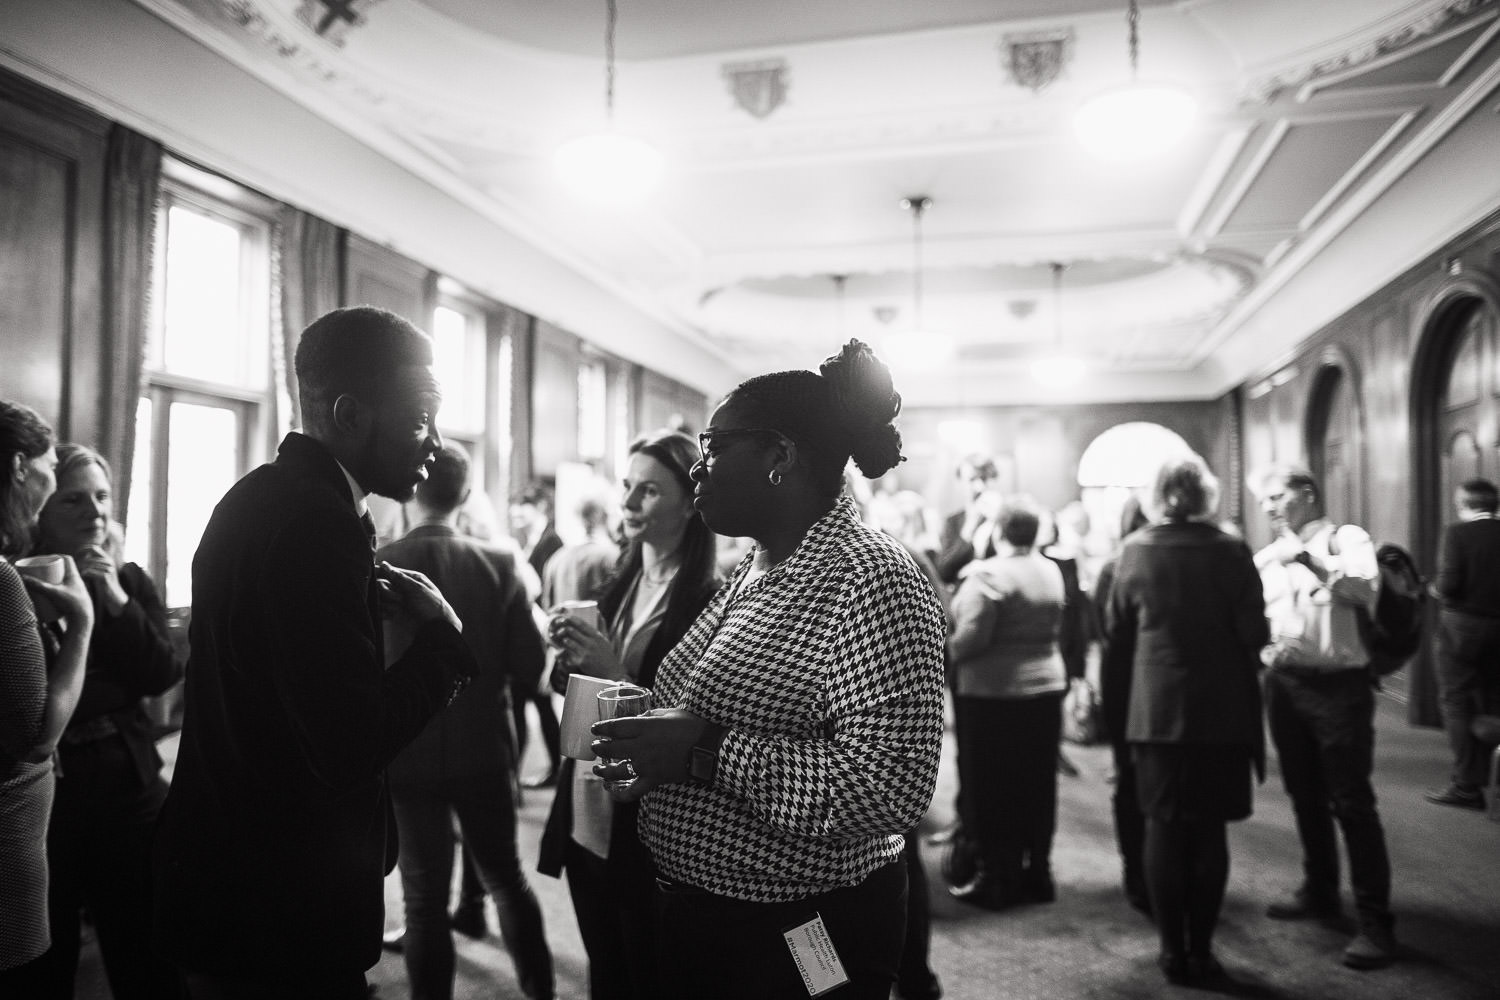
536,429,719,1000
0,401,94,991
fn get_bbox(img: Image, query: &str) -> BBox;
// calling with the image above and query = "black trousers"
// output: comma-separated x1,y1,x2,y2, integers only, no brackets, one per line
1436,609,1500,789
955,692,1063,894
38,735,181,999
563,833,660,1000
655,860,907,1000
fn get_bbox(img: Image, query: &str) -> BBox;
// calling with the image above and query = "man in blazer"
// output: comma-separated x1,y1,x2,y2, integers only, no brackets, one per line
936,453,1002,585
152,306,477,999
378,443,554,999
1429,477,1500,809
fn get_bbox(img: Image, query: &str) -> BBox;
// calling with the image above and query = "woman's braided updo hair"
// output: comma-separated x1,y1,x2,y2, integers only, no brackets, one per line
727,339,904,495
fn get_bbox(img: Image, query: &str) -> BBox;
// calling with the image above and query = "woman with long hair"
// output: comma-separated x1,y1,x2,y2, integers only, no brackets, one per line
32,444,182,997
0,403,93,991
1104,455,1268,985
590,341,946,1000
537,429,719,1000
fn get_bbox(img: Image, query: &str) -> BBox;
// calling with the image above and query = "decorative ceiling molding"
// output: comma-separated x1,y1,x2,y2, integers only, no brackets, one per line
1246,0,1498,103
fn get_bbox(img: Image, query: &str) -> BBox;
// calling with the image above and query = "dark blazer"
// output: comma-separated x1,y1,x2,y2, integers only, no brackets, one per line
1434,517,1500,618
377,524,544,784
61,562,181,785
536,571,718,878
1103,521,1268,749
527,524,564,582
152,432,475,981
936,509,986,584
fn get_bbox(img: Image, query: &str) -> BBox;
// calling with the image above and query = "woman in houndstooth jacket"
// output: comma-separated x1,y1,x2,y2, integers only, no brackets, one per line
591,340,947,1000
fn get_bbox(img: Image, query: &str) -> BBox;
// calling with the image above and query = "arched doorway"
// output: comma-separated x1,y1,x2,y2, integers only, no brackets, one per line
1411,277,1500,726
1304,349,1365,529
1076,421,1194,562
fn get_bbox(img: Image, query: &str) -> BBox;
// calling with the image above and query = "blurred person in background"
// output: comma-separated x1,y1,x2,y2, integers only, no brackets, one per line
946,499,1066,911
510,485,564,795
0,402,93,992
33,444,183,998
537,429,719,1000
379,443,553,1000
1105,455,1267,986
936,454,1002,586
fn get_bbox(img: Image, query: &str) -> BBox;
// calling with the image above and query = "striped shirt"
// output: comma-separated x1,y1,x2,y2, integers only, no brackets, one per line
639,495,946,902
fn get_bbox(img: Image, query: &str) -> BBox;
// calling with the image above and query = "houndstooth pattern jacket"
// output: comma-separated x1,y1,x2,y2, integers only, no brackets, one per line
638,495,946,902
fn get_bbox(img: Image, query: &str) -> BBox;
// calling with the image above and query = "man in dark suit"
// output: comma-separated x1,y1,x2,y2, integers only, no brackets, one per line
936,453,1002,585
152,306,477,999
1428,477,1500,809
379,444,554,999
507,484,564,792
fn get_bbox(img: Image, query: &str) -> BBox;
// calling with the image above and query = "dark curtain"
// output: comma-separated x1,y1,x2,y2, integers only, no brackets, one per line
101,125,162,526
276,206,344,433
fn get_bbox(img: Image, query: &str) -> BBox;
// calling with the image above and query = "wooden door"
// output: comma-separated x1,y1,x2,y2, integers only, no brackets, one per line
1308,366,1360,527
1439,303,1497,506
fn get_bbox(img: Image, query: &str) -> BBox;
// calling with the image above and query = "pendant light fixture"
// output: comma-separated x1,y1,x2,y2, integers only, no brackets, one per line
554,0,663,206
881,196,954,374
1030,262,1087,388
1073,0,1196,162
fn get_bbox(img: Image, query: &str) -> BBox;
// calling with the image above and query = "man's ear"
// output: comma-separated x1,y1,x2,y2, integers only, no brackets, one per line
331,394,365,435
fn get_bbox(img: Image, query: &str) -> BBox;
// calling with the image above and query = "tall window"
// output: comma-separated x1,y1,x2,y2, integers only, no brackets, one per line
578,355,608,462
125,163,275,607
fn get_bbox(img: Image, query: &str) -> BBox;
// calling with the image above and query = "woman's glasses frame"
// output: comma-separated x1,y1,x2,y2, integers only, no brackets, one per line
697,427,789,463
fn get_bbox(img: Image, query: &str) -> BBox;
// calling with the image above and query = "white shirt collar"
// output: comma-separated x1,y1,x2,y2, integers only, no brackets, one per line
333,459,370,516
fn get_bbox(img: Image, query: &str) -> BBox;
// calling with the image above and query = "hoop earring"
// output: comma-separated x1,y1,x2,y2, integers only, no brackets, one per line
768,469,783,487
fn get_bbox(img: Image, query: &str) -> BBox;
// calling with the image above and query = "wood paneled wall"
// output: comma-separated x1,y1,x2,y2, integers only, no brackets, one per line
0,74,108,450
1236,205,1500,724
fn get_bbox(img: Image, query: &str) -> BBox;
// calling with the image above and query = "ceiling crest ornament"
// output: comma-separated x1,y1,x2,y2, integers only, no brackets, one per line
1246,0,1498,102
722,58,789,119
1001,29,1074,94
295,0,383,47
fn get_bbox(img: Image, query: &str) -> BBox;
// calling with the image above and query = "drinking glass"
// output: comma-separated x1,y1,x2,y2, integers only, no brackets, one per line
596,683,652,791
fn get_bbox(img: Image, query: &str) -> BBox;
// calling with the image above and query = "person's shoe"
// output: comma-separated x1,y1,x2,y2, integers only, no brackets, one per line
948,876,1019,911
1342,924,1397,970
381,927,405,952
1157,951,1189,985
1022,872,1056,904
1185,952,1227,985
450,900,489,940
1424,784,1485,810
1266,889,1342,921
521,768,559,789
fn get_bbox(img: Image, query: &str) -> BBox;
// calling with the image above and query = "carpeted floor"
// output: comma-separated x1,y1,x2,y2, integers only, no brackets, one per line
77,687,1500,999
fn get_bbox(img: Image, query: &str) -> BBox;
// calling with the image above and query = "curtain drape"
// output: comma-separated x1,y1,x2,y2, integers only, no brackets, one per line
101,125,162,527
275,206,344,434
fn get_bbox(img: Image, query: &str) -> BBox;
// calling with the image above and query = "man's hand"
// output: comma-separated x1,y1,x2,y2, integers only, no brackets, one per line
376,561,461,633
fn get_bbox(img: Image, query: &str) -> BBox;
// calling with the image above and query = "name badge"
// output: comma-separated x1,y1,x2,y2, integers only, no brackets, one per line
782,913,850,996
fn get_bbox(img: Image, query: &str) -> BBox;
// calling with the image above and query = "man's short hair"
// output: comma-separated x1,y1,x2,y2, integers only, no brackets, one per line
417,443,470,512
997,500,1041,548
512,484,552,514
294,306,433,418
1151,454,1220,522
958,453,998,481
1459,478,1500,513
1253,464,1321,506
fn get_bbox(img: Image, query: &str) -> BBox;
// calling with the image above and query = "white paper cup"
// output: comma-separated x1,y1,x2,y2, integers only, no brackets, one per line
558,673,617,760
14,554,65,622
554,599,602,633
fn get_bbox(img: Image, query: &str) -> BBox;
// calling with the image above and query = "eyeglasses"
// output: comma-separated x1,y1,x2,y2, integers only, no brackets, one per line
696,427,787,463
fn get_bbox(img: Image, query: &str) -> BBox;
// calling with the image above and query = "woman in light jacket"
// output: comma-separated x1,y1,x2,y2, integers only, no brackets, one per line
946,498,1067,910
1104,455,1268,986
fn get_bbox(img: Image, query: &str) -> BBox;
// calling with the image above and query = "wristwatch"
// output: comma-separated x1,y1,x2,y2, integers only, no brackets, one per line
687,722,728,786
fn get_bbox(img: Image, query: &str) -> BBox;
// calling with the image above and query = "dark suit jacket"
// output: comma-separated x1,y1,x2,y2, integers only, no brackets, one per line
377,524,544,784
60,562,181,786
1103,521,1268,750
152,432,475,981
937,509,987,584
1435,517,1500,618
527,524,564,581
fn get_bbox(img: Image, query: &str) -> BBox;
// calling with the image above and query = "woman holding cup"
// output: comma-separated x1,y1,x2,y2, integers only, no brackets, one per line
590,341,946,1000
0,402,93,990
32,444,183,998
537,429,719,1000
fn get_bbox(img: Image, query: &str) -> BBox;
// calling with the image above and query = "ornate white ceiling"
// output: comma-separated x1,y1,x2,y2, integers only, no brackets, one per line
117,0,1500,402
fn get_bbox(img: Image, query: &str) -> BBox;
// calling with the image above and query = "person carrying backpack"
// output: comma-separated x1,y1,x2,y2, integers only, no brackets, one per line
1250,467,1398,972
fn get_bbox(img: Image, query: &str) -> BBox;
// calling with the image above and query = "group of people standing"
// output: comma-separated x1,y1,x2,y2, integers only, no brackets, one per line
2,304,948,1000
